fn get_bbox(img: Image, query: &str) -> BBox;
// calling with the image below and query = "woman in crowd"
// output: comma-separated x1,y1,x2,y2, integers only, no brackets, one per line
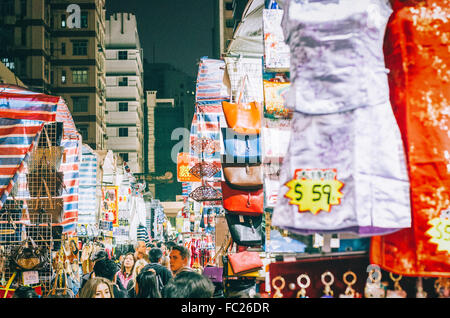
79,277,114,298
135,269,161,298
117,252,135,289
126,258,148,298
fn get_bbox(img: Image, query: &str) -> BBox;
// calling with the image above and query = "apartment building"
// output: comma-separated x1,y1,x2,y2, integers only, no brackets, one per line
50,0,107,150
105,13,144,174
0,0,107,150
0,0,52,93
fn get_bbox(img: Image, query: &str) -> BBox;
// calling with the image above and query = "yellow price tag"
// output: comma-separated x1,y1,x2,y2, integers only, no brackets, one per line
285,169,344,215
426,214,450,253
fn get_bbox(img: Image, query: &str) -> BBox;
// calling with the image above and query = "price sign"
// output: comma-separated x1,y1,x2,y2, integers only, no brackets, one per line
22,271,39,285
426,210,450,253
177,153,201,182
285,169,344,215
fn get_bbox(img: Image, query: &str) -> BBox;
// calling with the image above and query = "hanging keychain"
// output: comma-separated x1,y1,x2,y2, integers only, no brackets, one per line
340,271,361,298
321,271,334,298
296,274,310,298
435,278,450,298
386,273,407,298
364,267,386,298
415,277,427,298
272,276,285,298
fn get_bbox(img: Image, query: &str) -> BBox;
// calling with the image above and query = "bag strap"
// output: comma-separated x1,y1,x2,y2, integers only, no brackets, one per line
41,178,54,210
236,74,249,104
2,272,17,298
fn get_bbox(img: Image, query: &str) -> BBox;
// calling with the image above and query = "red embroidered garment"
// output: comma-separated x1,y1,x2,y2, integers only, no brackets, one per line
371,0,450,277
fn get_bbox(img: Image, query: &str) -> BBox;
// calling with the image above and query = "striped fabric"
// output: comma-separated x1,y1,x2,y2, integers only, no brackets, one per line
0,118,44,208
195,57,230,102
59,139,80,235
0,85,58,122
55,99,82,235
137,224,151,247
78,144,97,225
187,59,230,206
56,98,79,140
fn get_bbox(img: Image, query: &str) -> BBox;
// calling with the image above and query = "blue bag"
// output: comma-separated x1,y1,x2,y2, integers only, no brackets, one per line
222,128,261,164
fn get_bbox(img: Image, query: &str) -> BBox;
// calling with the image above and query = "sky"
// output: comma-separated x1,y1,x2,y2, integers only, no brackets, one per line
106,0,216,77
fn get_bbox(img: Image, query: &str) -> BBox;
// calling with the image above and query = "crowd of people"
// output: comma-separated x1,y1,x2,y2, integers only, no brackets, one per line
11,240,219,299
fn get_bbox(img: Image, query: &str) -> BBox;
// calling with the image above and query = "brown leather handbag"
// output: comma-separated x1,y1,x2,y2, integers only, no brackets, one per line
222,75,262,134
222,162,263,190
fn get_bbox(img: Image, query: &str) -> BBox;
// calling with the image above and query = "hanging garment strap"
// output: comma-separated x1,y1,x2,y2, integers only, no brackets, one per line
2,272,17,298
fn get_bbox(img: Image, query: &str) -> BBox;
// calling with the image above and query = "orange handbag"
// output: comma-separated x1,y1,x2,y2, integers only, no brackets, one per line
222,75,262,134
221,181,264,216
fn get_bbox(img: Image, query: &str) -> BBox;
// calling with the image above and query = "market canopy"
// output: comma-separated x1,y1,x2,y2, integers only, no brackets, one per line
0,84,62,209
227,0,265,56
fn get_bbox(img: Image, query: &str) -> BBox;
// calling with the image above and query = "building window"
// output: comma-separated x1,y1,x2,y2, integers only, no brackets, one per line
81,12,88,28
225,2,233,10
61,42,66,55
72,69,88,84
119,128,128,137
119,102,128,112
72,40,88,56
118,51,128,60
119,153,129,162
78,127,88,140
118,77,128,87
72,96,88,112
226,18,234,28
20,0,27,18
61,14,66,28
61,70,67,84
21,27,26,46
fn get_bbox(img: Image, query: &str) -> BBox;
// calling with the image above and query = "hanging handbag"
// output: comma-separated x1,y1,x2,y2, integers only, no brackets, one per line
189,182,222,202
222,128,261,164
10,236,47,271
0,209,23,243
222,75,262,134
189,161,221,179
228,251,263,275
221,181,263,216
202,266,223,283
225,213,262,247
222,162,263,190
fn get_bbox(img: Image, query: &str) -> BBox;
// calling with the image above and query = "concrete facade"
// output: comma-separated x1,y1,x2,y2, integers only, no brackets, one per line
105,13,144,174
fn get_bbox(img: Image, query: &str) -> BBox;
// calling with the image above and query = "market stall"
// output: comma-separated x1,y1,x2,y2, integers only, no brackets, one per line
183,0,450,298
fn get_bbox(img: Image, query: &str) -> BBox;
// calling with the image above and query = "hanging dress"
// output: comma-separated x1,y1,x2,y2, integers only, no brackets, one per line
370,0,450,276
272,0,411,235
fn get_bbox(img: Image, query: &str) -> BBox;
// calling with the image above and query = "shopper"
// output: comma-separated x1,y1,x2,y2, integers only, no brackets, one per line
162,271,214,298
169,245,193,276
135,269,162,298
80,249,108,290
12,286,40,298
93,258,128,298
117,252,135,289
134,240,150,263
141,248,172,291
126,258,148,298
79,277,114,298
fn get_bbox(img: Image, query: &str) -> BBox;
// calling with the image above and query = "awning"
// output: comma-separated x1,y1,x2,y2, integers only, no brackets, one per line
227,0,265,56
160,201,185,217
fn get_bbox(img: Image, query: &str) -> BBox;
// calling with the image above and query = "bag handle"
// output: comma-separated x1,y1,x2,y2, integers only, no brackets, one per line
236,74,249,104
41,178,54,210
2,272,17,298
